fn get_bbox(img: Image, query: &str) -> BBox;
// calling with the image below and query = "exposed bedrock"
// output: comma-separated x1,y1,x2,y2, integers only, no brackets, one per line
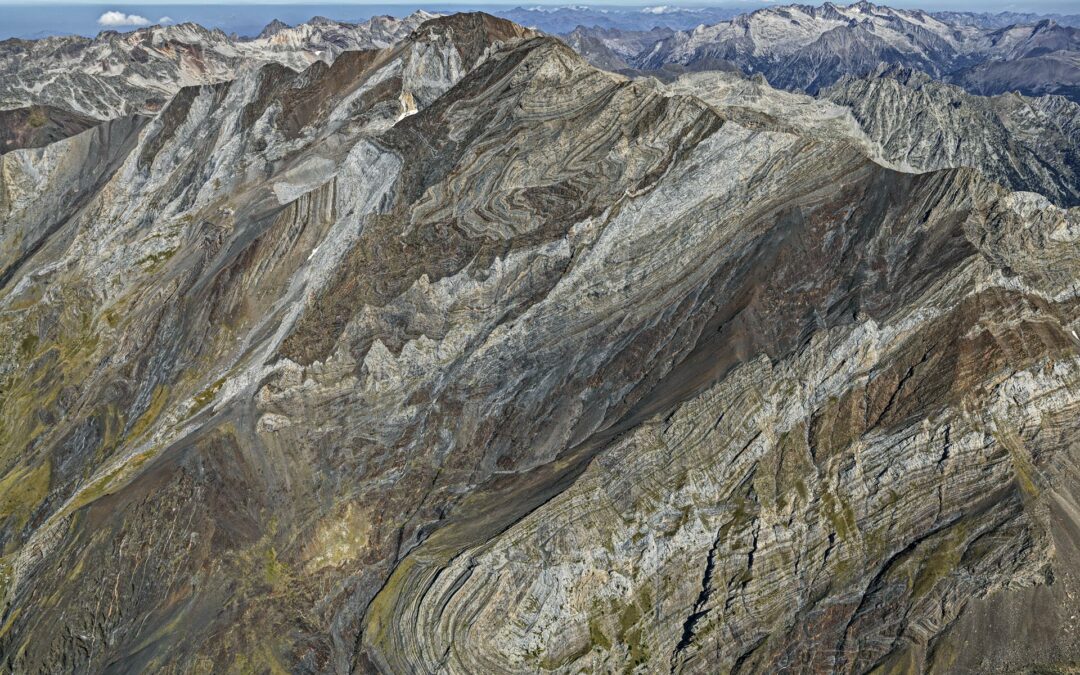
0,12,1078,674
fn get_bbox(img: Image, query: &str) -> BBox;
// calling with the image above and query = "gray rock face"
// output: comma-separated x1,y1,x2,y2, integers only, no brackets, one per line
0,12,439,120
2,11,1080,675
823,65,1080,206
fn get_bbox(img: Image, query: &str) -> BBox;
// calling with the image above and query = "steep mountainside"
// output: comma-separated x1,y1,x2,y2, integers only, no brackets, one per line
0,105,101,153
661,68,1080,208
823,66,1080,206
0,12,437,120
974,19,1080,60
949,48,1080,100
939,20,1080,99
2,11,1080,675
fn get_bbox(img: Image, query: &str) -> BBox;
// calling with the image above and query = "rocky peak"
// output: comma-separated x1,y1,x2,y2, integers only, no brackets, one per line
822,65,1080,205
257,19,290,39
865,61,934,85
0,10,443,120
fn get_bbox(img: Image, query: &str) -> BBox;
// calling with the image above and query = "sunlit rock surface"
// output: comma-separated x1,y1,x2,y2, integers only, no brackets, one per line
0,12,440,121
1,11,1080,674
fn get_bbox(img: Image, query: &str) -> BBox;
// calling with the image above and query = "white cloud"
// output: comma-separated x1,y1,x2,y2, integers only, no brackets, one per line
97,11,151,27
158,16,174,25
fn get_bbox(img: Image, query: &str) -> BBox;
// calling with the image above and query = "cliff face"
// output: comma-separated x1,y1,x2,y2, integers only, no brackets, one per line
2,12,1080,674
824,66,1080,207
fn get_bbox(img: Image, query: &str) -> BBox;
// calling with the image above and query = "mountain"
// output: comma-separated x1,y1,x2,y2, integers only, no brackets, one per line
0,12,438,120
824,65,1080,206
3,10,1080,675
932,10,1080,29
491,5,747,34
633,1,980,91
0,104,101,153
659,65,1080,208
949,47,1080,100
602,1,1080,100
562,25,675,71
974,19,1080,59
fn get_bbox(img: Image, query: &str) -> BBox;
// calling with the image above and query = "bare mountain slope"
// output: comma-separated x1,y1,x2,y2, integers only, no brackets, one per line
0,12,438,120
1,12,1080,675
0,105,101,153
663,67,1080,207
824,65,1080,206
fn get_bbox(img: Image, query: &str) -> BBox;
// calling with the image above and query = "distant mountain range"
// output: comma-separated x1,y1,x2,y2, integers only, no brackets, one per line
931,9,1080,28
565,2,1080,101
495,5,749,33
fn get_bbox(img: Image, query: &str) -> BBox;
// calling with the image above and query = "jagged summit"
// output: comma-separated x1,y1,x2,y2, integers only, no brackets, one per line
822,64,1080,205
257,18,290,39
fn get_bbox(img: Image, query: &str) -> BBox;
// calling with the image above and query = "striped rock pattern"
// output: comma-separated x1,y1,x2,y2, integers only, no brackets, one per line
1,12,1079,674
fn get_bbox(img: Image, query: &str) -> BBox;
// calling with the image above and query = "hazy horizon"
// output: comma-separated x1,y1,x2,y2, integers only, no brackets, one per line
2,1,1078,40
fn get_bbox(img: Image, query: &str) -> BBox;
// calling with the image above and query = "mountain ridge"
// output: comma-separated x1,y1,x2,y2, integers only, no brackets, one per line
0,11,441,120
566,1,1080,100
1,8,1080,674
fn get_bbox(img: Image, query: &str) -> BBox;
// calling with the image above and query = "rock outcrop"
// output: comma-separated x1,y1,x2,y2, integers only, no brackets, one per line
664,68,1080,208
0,12,439,120
822,66,1080,207
1,11,1080,674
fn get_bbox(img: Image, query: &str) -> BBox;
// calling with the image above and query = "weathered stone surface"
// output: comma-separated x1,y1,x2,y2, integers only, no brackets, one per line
1,11,1079,675
824,65,1080,207
0,12,440,120
662,67,1080,209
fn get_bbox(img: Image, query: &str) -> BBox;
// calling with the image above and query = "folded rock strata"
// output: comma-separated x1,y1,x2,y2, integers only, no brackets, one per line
0,11,1078,674
663,68,1080,209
